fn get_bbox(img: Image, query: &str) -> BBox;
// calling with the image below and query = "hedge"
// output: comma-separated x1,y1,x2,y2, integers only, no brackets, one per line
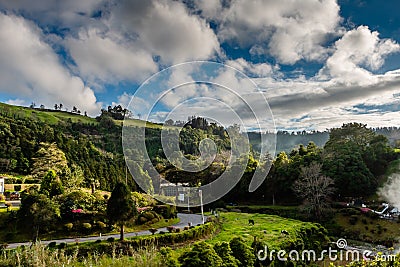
65,219,219,257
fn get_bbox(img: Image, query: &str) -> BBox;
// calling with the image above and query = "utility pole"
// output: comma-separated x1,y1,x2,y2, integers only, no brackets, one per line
187,188,190,212
199,189,204,224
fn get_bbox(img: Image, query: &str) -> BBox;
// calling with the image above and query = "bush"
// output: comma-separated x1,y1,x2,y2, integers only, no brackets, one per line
153,205,177,219
229,237,255,267
95,239,102,243
166,226,175,233
160,247,180,267
149,228,158,235
107,237,115,242
81,222,92,233
63,223,74,231
58,242,67,249
214,242,240,267
96,221,107,230
47,242,57,248
179,242,223,267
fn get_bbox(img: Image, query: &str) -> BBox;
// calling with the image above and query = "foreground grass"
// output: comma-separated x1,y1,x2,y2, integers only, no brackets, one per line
0,243,164,267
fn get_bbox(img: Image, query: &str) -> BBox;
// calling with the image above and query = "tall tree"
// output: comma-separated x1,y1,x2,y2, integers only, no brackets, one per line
107,182,136,241
31,142,70,180
18,192,60,242
292,162,335,221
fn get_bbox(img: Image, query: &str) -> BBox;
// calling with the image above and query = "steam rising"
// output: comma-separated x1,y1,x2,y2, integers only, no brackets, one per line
378,173,400,208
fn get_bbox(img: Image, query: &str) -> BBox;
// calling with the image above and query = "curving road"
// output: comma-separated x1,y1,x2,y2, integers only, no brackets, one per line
6,213,204,249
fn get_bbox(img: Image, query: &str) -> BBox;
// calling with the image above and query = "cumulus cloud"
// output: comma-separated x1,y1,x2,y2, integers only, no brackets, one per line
199,0,341,64
0,0,104,30
0,13,100,114
65,28,158,86
318,26,400,85
110,0,220,64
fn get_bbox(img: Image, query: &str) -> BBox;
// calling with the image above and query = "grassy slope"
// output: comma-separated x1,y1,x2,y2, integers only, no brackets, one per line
0,102,174,128
0,102,97,125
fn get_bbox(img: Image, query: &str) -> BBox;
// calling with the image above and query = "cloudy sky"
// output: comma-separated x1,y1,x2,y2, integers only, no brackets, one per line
1,0,400,131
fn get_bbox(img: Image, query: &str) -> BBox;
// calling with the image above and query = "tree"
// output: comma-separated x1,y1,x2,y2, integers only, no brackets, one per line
40,170,64,198
18,192,60,242
54,104,58,110
107,182,136,241
292,162,335,221
60,164,84,190
31,142,70,180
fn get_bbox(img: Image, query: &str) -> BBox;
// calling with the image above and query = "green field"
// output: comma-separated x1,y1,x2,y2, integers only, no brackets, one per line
0,102,97,125
210,212,329,248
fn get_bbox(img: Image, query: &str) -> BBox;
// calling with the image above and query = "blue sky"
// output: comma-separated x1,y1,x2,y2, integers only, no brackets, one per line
0,0,400,131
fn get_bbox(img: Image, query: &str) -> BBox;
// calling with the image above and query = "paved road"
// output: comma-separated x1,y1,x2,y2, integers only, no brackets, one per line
6,213,205,249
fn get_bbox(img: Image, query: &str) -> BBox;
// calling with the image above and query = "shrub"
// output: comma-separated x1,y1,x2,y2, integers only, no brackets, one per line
149,228,158,235
214,241,240,267
96,221,107,230
167,226,175,233
107,237,115,242
47,242,57,248
95,239,102,243
160,247,180,267
58,242,67,249
63,223,74,231
229,237,255,267
81,223,92,232
179,242,223,267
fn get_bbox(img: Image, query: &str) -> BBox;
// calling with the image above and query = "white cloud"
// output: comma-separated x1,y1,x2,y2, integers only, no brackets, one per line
318,26,400,85
110,0,220,64
225,58,275,77
0,13,100,115
6,98,26,106
65,28,158,86
204,0,341,64
0,0,104,30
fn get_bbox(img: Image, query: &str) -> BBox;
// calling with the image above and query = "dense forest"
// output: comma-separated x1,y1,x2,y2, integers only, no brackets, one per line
0,103,399,208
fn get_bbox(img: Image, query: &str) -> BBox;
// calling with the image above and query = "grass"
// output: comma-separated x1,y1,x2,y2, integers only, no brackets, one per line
333,211,400,244
0,101,172,128
122,118,176,129
0,102,97,125
0,243,164,267
208,212,321,246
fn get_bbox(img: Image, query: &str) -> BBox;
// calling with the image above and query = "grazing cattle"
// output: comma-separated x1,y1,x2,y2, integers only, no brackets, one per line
248,219,255,225
281,230,289,236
